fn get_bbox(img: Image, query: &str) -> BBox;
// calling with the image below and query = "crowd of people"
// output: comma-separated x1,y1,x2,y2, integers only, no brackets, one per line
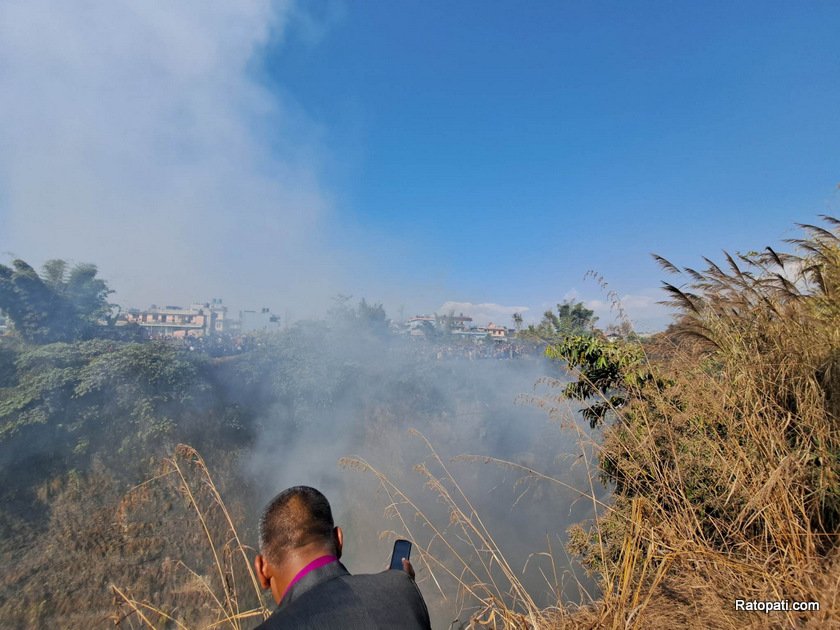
144,332,256,357
413,339,526,361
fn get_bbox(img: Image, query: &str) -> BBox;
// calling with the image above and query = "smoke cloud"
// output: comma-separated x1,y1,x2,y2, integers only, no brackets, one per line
0,0,355,313
0,4,605,625
242,328,602,626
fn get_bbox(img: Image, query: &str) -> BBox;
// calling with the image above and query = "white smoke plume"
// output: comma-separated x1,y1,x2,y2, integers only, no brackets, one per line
0,0,351,313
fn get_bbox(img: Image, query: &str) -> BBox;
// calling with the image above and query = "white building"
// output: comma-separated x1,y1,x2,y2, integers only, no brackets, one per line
240,307,281,333
123,299,229,338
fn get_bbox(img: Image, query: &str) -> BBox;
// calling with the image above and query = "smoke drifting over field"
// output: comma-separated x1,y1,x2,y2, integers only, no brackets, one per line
0,3,604,626
240,327,602,624
0,1,353,313
0,1,666,328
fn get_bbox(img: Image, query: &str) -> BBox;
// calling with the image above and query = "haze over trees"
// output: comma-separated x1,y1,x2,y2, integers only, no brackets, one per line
521,300,599,342
0,259,117,343
0,271,554,627
1,217,839,627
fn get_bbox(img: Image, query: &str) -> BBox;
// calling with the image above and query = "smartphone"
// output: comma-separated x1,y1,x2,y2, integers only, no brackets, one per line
389,539,412,570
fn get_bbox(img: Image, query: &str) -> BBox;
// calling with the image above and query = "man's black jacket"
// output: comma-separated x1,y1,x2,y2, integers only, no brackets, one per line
255,560,432,629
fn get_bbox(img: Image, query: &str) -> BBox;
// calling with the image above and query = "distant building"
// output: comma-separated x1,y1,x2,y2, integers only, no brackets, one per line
446,313,474,331
123,299,229,338
240,307,281,334
407,315,436,337
484,322,508,339
407,315,436,324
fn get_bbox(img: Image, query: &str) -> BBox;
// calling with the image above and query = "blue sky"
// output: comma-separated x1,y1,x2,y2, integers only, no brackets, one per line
264,1,840,327
1,1,839,330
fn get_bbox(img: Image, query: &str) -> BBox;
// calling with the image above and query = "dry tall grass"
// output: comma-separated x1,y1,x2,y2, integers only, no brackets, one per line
343,219,840,628
114,218,839,629
565,220,839,627
113,445,270,629
341,429,580,629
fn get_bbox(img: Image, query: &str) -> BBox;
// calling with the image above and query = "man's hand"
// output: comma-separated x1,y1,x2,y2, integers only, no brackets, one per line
401,558,415,580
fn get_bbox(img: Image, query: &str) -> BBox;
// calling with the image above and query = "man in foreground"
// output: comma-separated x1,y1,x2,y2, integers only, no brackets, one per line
254,486,432,629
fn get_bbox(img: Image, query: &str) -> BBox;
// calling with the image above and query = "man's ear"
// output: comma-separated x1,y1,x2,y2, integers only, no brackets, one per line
334,526,344,559
254,554,271,590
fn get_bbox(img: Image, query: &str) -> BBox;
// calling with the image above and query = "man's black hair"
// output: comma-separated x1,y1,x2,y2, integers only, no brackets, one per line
259,486,335,566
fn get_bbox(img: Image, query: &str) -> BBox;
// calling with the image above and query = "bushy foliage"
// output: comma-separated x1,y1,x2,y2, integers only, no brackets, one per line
326,295,390,336
546,336,665,427
0,339,252,498
0,259,116,343
0,306,509,628
562,218,840,626
521,300,598,343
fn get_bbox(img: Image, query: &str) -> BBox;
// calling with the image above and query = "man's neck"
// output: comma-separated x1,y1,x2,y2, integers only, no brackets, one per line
272,545,337,603
281,554,338,601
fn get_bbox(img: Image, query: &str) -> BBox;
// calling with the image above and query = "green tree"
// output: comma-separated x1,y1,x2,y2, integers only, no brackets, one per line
327,295,390,335
0,339,250,487
356,298,389,334
0,259,113,344
521,300,599,343
546,335,663,427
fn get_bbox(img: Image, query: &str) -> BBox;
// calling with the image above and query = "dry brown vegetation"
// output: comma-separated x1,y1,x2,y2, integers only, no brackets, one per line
0,449,265,628
343,219,840,628
568,220,839,627
97,219,840,628
111,446,271,629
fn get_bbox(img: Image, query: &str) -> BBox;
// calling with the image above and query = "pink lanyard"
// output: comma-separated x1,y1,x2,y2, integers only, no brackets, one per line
281,555,338,602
